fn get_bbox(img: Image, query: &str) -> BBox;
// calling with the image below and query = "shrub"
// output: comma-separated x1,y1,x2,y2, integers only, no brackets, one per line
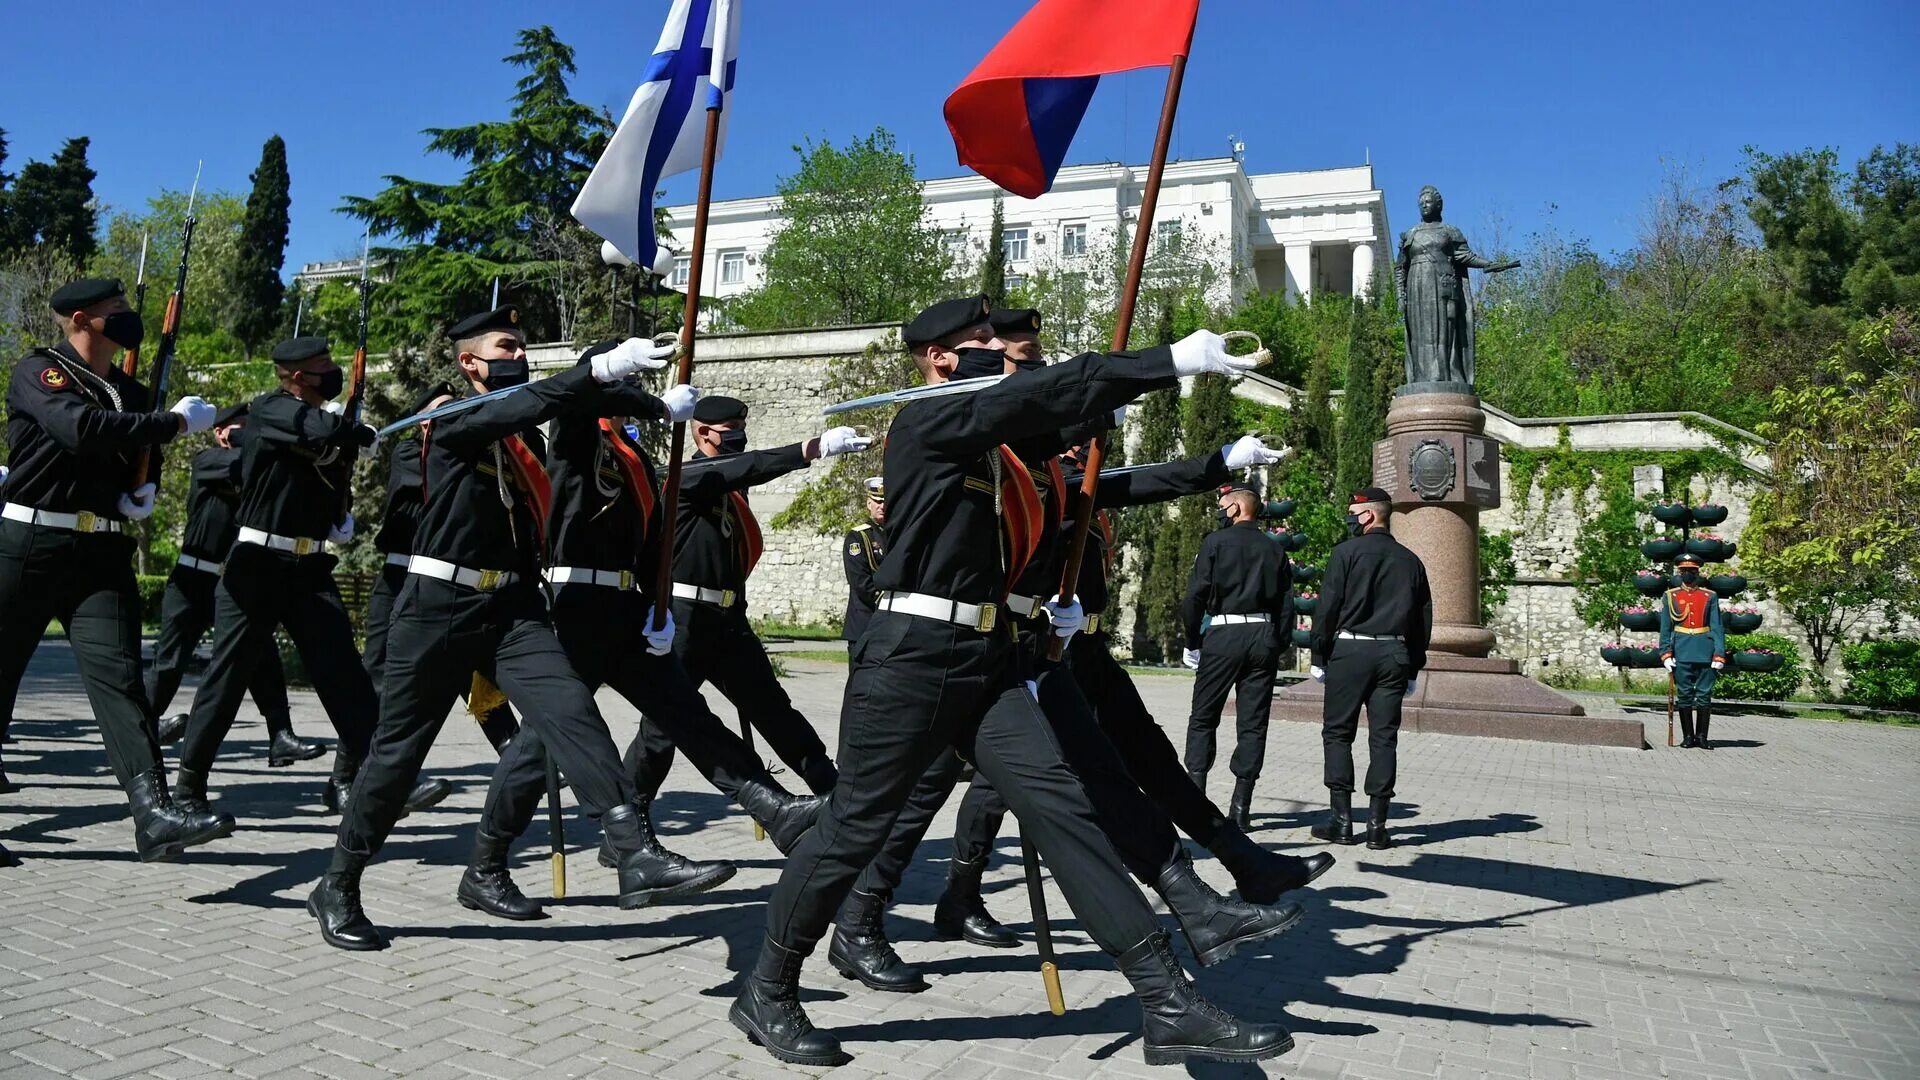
1715,632,1804,701
1840,638,1920,711
137,574,169,625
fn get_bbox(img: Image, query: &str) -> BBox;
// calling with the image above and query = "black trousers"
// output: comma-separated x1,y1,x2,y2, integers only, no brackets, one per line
1185,622,1281,781
480,584,772,839
330,576,632,873
631,600,833,797
364,561,518,751
0,520,159,789
1321,637,1408,798
177,545,375,776
766,611,1160,957
147,564,290,722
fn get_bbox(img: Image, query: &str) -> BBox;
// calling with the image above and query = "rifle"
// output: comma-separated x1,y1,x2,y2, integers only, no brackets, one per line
1667,670,1676,748
120,231,149,377
337,235,372,525
128,164,202,493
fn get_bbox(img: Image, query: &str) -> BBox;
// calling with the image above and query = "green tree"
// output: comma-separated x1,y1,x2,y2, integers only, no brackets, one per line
770,335,915,536
980,195,1007,306
1743,146,1858,309
1337,296,1392,494
226,135,293,358
0,137,97,262
727,129,952,330
1852,144,1920,277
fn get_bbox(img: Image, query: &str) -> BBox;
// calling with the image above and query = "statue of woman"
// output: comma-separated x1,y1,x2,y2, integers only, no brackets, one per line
1395,186,1519,389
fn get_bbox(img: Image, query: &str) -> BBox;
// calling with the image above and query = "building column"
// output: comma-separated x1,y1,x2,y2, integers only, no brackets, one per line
1284,241,1313,304
1351,240,1375,299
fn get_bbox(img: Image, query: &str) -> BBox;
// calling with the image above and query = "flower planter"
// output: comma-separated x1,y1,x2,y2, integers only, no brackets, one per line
1725,612,1763,634
1599,646,1633,667
1266,499,1296,520
1732,651,1785,673
1291,563,1319,583
1685,536,1726,558
1709,574,1748,597
1688,504,1728,527
1619,610,1660,632
1651,502,1691,526
1624,649,1666,669
1719,540,1737,559
1641,538,1686,561
1282,532,1309,552
1635,572,1668,596
1292,596,1318,615
1290,629,1313,648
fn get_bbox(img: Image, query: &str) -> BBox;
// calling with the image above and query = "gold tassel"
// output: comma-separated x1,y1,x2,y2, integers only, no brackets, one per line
468,673,508,720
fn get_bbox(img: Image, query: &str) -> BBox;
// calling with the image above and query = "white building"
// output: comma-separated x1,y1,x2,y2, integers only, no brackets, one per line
661,157,1389,307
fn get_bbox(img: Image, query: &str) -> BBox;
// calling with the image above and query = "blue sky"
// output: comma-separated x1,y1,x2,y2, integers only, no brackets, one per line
4,0,1914,276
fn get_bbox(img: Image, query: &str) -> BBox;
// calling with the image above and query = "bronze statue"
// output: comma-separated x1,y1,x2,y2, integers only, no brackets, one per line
1395,186,1519,391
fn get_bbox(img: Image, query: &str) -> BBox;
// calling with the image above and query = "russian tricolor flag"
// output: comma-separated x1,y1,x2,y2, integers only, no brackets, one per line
944,0,1200,199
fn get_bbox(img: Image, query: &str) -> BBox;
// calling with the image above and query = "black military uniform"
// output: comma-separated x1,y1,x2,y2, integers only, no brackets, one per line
731,296,1288,1068
1309,486,1432,849
0,277,227,860
467,345,823,919
840,477,888,643
146,403,322,767
310,309,675,951
1183,487,1294,823
627,396,837,798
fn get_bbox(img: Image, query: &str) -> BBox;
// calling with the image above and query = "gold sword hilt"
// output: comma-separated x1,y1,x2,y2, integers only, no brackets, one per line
552,852,567,899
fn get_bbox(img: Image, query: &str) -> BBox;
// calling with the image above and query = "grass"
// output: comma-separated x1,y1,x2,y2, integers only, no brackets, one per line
752,619,844,642
781,649,850,664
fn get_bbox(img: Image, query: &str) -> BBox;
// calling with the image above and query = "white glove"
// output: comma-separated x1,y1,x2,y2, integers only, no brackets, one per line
1110,404,1128,428
660,383,700,422
592,338,677,382
1182,648,1201,670
1406,678,1419,697
117,482,157,521
1311,665,1327,683
1024,679,1040,700
1711,659,1724,671
323,400,346,416
170,396,215,434
1,464,11,486
643,608,676,656
357,424,381,460
1222,434,1292,469
1043,595,1084,641
1169,329,1260,378
1663,657,1676,671
328,513,354,544
817,426,875,458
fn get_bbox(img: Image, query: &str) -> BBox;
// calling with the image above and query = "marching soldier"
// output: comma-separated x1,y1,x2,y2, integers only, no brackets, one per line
625,395,859,802
841,477,888,643
1661,552,1726,749
147,402,324,766
730,295,1292,1068
1182,484,1293,828
1308,487,1432,850
0,276,226,859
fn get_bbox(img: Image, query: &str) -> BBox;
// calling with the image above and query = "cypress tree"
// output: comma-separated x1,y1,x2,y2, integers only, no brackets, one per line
227,135,293,358
979,195,1007,305
1,137,96,261
1337,298,1392,494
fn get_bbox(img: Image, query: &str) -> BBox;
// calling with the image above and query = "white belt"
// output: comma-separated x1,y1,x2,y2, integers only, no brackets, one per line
236,526,326,556
1337,630,1402,641
1208,613,1270,627
877,591,997,632
385,552,410,568
177,554,223,575
1005,593,1043,618
1,503,122,534
408,555,518,592
672,582,737,608
547,566,635,590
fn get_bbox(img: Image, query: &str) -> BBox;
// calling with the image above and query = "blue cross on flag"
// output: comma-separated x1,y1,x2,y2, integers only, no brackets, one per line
572,0,741,272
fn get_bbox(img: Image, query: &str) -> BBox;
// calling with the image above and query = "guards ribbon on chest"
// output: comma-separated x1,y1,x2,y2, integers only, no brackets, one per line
996,446,1043,594
501,434,553,554
727,491,764,576
599,419,657,535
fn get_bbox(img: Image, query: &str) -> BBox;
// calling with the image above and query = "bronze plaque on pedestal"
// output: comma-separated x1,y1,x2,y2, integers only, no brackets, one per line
1373,432,1501,509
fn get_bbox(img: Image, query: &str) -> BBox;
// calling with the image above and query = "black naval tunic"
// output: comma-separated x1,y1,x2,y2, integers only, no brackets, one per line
1183,518,1294,783
146,443,291,725
478,378,799,841
1310,527,1432,798
840,519,887,644
762,346,1179,961
329,365,642,875
176,389,379,779
0,343,180,788
627,441,837,798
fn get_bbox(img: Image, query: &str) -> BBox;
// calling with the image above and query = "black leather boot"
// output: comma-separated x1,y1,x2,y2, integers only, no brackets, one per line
265,711,326,767
1310,791,1361,845
594,799,735,907
932,854,1017,948
171,765,236,838
1187,768,1207,793
457,825,545,920
1209,821,1334,904
1116,930,1294,1066
1227,778,1255,831
155,713,188,744
828,888,928,992
1366,796,1393,850
1154,848,1305,967
1697,709,1713,749
735,779,826,854
1678,707,1697,748
799,756,839,796
323,753,452,819
128,768,228,862
307,865,386,951
730,935,849,1067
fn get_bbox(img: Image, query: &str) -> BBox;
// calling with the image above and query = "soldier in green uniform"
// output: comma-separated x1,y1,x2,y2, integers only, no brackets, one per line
1660,552,1726,749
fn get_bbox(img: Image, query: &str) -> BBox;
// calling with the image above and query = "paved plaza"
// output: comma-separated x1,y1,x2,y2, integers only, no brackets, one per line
2,640,1916,1079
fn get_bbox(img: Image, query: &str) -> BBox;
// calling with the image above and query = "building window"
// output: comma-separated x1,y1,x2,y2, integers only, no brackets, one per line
1003,227,1030,263
1156,220,1183,253
671,255,691,287
1006,273,1026,292
1061,222,1088,258
719,250,746,285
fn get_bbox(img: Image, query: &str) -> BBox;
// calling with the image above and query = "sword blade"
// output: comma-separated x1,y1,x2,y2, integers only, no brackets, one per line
823,374,1007,416
375,384,527,437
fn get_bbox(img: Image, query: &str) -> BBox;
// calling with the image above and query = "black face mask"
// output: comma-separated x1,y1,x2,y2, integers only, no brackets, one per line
481,358,529,390
1215,509,1232,528
1346,513,1365,537
1680,569,1700,584
308,367,345,401
1011,357,1045,374
101,311,145,350
717,428,749,455
952,347,1007,381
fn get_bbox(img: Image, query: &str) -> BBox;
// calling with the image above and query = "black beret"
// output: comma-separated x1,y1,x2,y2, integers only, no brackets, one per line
406,381,455,417
903,294,991,349
692,395,747,423
446,305,521,341
270,336,331,364
989,307,1041,334
1675,552,1704,569
1349,486,1392,505
50,277,125,314
212,402,250,428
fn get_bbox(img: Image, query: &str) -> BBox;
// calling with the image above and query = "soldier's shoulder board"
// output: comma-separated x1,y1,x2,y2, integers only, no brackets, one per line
851,522,872,533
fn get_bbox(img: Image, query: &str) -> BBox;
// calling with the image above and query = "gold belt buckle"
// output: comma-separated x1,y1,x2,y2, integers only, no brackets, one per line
292,537,316,556
1084,613,1102,634
477,569,506,591
720,588,736,608
618,571,634,590
975,603,997,633
74,511,97,533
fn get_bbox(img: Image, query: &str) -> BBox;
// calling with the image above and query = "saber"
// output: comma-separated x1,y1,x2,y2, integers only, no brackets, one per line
376,384,528,437
1021,832,1066,1015
824,374,1008,416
